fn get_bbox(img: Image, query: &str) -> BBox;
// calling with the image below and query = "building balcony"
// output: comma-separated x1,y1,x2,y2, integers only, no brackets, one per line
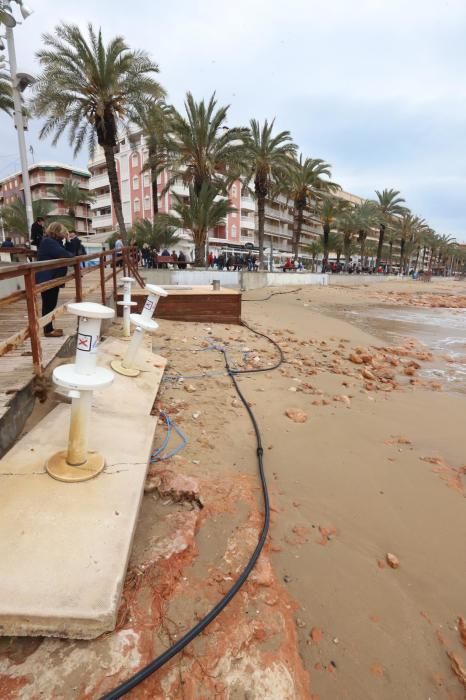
240,196,255,211
171,182,189,197
91,213,113,230
90,172,110,190
240,216,255,230
90,193,112,210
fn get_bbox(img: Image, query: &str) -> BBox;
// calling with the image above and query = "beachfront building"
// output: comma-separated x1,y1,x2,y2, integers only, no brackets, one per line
0,162,92,239
88,129,365,259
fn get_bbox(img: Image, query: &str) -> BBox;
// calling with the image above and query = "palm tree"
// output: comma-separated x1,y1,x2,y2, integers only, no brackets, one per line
393,214,428,273
48,179,94,229
33,22,164,241
335,208,358,270
130,215,181,250
0,72,14,116
317,196,348,272
243,119,296,267
285,154,339,260
304,239,323,271
166,92,247,196
353,199,378,266
383,227,399,272
374,189,406,268
130,98,171,217
0,199,56,238
171,183,235,266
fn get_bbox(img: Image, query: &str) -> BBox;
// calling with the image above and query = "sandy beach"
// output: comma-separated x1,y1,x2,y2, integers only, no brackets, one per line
1,278,465,699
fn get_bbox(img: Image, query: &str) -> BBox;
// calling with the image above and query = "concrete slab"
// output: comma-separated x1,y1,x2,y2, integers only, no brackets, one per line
0,337,165,639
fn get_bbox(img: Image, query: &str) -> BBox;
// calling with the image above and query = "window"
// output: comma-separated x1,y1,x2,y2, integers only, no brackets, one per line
142,150,148,163
134,198,140,212
132,153,139,166
143,173,150,187
231,225,237,237
231,184,237,196
14,178,18,187
133,175,139,190
144,196,150,209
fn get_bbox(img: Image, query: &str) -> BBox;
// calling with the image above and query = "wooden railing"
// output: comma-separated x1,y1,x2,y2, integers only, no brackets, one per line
0,246,142,376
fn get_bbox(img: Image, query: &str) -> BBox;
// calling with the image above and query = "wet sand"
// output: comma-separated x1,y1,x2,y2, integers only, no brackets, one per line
1,278,465,699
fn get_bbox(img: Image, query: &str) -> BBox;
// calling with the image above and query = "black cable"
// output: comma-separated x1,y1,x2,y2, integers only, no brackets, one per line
100,322,282,699
242,286,303,302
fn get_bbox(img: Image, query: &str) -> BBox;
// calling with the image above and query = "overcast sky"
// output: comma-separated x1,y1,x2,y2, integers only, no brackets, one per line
1,0,465,240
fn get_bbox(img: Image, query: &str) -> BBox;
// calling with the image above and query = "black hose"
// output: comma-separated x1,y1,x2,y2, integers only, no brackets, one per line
100,322,282,699
242,286,303,302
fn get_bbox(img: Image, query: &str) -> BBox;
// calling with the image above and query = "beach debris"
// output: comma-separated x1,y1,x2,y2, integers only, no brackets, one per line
310,627,323,644
285,408,308,423
192,412,201,420
231,398,240,408
317,526,337,545
447,651,466,687
184,384,196,393
349,353,364,364
458,617,466,648
370,663,385,679
386,553,400,569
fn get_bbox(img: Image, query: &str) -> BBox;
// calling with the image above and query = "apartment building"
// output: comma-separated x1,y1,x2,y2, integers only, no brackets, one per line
88,129,361,256
0,162,92,238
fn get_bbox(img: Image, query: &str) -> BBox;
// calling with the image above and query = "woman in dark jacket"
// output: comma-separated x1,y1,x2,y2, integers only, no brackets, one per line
36,223,74,337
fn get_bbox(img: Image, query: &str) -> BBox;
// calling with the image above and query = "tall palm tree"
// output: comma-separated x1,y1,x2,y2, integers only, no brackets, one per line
304,239,323,271
317,196,348,272
393,213,428,273
130,98,171,217
130,216,181,250
171,183,235,266
286,154,339,259
0,72,14,116
383,227,399,272
166,92,247,196
335,208,359,270
374,189,406,268
243,119,296,267
353,199,378,266
48,179,94,229
33,22,164,241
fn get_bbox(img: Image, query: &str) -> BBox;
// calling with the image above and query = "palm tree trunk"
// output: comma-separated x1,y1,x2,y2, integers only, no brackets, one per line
414,246,421,272
399,238,405,273
103,145,127,242
421,246,427,269
194,230,205,267
293,204,304,260
257,194,266,269
68,207,76,231
376,223,385,269
388,242,393,272
322,222,330,272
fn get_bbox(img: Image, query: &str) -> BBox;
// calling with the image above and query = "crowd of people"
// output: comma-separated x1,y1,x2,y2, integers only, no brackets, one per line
207,251,259,271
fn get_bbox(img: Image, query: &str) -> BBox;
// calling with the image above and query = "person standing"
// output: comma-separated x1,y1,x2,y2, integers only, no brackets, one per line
114,233,124,267
36,223,74,337
31,217,45,249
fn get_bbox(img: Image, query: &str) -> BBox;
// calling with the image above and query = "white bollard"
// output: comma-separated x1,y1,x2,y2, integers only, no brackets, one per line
46,302,115,483
111,284,168,377
117,276,136,339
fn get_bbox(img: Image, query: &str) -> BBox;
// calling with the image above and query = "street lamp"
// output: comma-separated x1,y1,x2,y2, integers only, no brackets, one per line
0,0,34,241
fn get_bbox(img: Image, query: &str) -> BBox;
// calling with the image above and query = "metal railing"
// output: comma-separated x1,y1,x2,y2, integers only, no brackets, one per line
0,246,142,376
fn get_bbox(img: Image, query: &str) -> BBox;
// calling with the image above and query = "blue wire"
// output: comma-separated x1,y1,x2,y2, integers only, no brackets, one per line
151,411,188,463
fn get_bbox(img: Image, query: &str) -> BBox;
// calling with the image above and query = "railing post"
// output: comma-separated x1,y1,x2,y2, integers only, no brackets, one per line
74,260,83,303
99,255,106,306
24,268,43,376
112,249,117,301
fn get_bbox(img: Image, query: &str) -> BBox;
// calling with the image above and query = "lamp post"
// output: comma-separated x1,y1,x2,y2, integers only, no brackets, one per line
0,1,34,240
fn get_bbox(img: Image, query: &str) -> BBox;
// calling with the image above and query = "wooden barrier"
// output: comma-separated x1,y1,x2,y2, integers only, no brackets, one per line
0,246,141,376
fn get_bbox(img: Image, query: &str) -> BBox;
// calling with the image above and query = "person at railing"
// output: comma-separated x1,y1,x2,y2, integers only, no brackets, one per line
1,236,14,248
31,217,45,250
65,230,86,268
36,223,74,338
114,234,124,267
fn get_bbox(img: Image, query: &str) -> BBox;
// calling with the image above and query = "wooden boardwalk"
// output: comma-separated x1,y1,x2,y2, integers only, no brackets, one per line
0,266,118,422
